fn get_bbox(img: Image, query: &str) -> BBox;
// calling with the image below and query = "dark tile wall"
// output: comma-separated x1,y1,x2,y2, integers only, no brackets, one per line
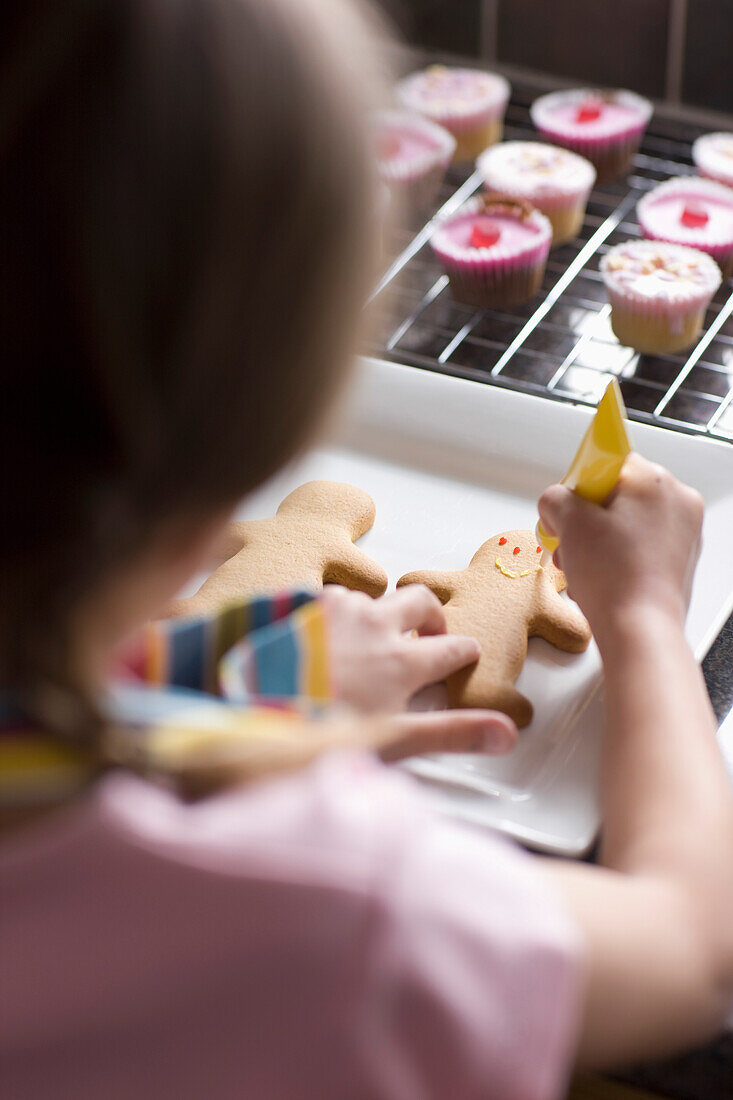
496,0,670,99
373,0,733,114
683,0,733,112
375,0,482,57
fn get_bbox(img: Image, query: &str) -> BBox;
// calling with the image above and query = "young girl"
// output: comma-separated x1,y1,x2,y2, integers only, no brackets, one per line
1,2,732,1098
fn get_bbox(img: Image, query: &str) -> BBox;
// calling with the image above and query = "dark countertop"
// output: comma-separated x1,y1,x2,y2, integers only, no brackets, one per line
703,613,733,725
611,612,733,1100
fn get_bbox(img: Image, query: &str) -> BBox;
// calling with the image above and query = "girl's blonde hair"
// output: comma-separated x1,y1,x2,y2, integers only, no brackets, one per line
0,0,389,744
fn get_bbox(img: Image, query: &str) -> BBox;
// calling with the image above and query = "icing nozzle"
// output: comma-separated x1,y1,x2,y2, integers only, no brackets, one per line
536,519,558,556
536,379,632,558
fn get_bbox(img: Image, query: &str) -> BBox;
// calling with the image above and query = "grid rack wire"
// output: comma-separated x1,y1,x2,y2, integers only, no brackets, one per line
367,81,733,442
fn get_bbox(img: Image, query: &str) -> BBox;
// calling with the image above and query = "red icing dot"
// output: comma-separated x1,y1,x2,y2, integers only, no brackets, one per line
513,546,520,555
470,223,501,249
572,100,603,122
575,100,603,123
536,546,542,553
680,201,709,229
377,134,401,160
499,536,507,545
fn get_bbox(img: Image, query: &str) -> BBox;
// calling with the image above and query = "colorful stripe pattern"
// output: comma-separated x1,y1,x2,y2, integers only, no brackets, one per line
117,592,317,694
220,599,331,703
1,590,331,807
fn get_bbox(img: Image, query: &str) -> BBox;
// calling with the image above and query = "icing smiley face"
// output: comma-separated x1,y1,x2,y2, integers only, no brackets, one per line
493,535,545,578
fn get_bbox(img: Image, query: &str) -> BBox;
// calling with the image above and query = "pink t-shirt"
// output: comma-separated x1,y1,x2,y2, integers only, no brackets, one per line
0,752,582,1100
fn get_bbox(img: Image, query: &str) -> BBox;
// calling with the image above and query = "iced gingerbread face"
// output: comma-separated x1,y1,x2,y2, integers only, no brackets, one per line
397,529,591,727
492,535,545,578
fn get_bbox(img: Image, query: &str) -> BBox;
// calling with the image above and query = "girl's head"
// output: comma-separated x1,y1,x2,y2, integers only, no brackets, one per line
0,0,387,712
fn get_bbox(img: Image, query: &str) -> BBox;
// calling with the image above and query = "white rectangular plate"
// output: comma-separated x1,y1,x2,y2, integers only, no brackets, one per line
223,358,733,856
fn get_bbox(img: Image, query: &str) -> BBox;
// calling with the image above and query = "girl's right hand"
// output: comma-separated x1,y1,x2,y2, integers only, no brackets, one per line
537,453,704,645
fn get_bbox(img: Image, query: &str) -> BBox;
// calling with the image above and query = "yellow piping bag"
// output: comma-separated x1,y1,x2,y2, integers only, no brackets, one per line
536,379,632,564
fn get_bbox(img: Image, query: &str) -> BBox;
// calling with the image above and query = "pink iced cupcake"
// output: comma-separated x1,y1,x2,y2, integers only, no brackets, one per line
430,194,552,309
396,66,510,164
374,110,456,216
476,141,595,246
637,176,733,277
692,133,733,190
530,88,652,182
600,240,721,355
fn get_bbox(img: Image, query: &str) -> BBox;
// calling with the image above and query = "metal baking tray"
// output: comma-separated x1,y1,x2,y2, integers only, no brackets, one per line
368,80,733,442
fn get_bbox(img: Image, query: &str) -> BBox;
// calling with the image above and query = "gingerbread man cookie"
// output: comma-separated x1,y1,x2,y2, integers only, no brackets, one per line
168,481,388,618
398,529,591,727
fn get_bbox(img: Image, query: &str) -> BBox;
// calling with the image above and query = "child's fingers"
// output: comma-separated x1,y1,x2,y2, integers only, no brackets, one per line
537,483,580,538
376,709,517,762
404,633,480,689
381,584,447,636
539,481,610,544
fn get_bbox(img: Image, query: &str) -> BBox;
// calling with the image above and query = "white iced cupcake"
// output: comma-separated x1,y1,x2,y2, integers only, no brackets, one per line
396,66,510,163
601,240,721,355
374,110,456,216
476,141,596,246
692,132,733,190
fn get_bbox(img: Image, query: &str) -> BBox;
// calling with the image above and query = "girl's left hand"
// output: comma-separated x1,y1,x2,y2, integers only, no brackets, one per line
321,585,517,755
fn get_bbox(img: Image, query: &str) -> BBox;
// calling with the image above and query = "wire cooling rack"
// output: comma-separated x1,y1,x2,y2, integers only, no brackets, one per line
368,82,733,442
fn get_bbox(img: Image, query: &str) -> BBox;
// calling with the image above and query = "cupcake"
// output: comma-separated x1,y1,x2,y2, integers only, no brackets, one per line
530,88,652,182
396,65,510,164
374,110,456,216
600,240,721,355
692,132,733,190
476,141,596,246
430,194,552,309
637,176,733,276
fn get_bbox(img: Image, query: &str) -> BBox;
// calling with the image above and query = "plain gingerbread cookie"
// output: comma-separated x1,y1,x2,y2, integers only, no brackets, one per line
398,529,591,727
168,481,388,618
